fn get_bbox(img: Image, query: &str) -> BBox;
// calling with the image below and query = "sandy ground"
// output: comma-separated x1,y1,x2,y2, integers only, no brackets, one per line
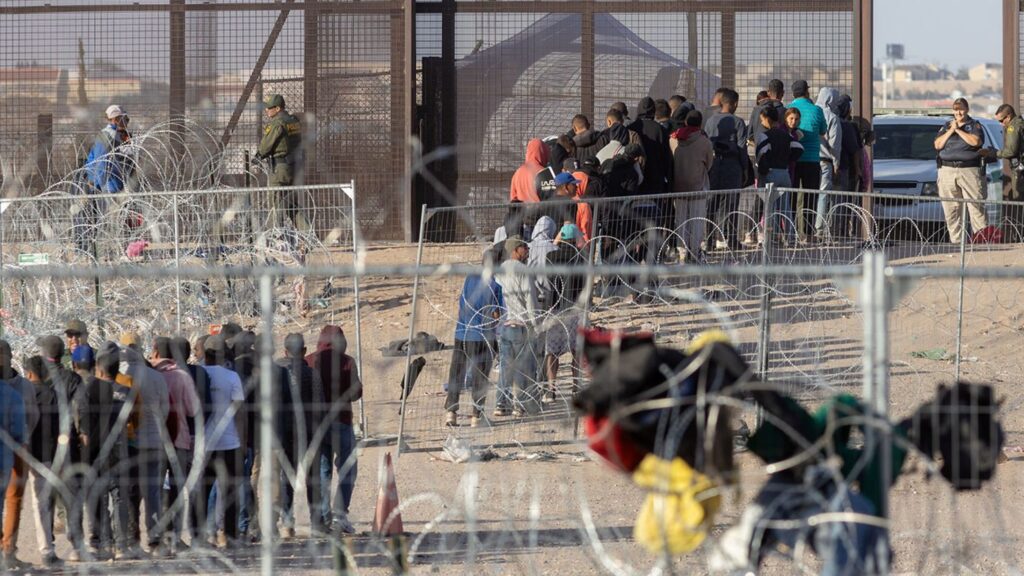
6,239,1024,574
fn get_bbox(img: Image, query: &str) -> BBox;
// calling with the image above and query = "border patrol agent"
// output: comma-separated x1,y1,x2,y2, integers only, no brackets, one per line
257,94,308,232
996,103,1024,241
933,97,988,243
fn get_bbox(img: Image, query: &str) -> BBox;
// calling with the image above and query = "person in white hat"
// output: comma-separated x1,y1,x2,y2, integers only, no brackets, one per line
85,105,132,195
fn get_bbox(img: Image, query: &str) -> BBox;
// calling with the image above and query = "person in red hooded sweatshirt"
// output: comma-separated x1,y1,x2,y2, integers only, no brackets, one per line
509,139,553,203
306,325,362,534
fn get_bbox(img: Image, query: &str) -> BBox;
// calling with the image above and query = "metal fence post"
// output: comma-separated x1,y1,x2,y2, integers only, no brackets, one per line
861,251,891,573
347,180,368,436
954,199,968,380
755,185,776,428
258,272,276,576
173,191,182,334
396,204,429,457
0,202,5,339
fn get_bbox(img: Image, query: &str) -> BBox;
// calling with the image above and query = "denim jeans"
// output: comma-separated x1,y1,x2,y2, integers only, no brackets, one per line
320,422,358,527
238,446,255,534
138,448,167,547
815,159,836,234
763,168,795,243
497,325,537,411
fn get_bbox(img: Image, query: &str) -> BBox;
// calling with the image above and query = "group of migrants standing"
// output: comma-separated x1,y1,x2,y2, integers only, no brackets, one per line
0,319,361,568
507,79,873,264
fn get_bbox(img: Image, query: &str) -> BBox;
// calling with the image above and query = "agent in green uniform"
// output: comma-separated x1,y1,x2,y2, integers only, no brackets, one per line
996,103,1024,241
256,94,309,233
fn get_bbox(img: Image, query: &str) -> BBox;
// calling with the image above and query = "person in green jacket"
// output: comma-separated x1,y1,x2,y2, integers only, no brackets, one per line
996,103,1024,241
257,94,309,233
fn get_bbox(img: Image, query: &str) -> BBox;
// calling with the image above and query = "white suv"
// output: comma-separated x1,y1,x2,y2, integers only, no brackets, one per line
872,114,1003,241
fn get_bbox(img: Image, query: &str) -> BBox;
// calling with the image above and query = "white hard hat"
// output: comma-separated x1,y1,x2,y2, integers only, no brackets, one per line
105,105,125,119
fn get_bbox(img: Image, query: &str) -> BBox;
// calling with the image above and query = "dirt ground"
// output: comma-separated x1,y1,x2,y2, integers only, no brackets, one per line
10,240,1024,574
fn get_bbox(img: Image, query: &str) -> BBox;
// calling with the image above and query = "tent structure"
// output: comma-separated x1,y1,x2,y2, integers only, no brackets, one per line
456,13,719,176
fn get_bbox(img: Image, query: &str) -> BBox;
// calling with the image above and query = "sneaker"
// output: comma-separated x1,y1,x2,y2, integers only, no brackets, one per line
280,526,295,539
492,407,509,417
216,531,229,549
67,549,81,563
470,414,485,428
511,408,525,418
542,391,556,404
444,411,457,427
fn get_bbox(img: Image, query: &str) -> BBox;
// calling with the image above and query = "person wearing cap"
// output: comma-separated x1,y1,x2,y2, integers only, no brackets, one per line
70,344,95,383
787,80,829,243
195,334,245,548
495,236,540,417
995,103,1024,241
149,337,197,554
277,334,325,537
934,97,989,243
256,94,309,233
64,320,89,355
0,340,36,570
85,105,133,195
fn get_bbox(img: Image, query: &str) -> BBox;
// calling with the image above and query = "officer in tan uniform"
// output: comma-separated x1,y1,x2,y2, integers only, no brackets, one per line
933,97,988,243
996,103,1024,241
256,94,309,232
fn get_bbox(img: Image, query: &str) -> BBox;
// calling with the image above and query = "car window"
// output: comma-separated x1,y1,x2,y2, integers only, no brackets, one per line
873,125,940,161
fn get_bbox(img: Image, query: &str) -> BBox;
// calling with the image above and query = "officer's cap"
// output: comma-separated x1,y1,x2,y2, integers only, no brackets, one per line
263,94,285,109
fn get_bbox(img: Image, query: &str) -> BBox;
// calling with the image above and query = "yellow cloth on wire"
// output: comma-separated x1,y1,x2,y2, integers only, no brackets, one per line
632,455,721,554
685,329,731,355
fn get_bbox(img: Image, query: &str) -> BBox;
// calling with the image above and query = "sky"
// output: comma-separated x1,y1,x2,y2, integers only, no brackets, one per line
874,0,1002,70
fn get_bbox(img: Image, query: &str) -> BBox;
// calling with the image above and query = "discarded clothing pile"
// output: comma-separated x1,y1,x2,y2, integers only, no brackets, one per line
572,327,1005,573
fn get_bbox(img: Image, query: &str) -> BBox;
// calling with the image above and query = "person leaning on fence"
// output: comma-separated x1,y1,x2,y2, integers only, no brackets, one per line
495,236,541,418
305,325,361,535
934,97,989,243
444,252,504,429
995,103,1024,241
670,109,714,263
256,93,309,234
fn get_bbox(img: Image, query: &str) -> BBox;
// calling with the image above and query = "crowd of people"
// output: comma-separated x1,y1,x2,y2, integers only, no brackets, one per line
438,79,877,427
507,79,873,263
0,319,362,568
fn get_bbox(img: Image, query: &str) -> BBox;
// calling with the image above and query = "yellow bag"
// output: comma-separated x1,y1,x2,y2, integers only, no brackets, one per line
632,455,721,554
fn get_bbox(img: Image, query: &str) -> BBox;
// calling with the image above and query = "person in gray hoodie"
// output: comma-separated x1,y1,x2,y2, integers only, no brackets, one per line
814,87,843,238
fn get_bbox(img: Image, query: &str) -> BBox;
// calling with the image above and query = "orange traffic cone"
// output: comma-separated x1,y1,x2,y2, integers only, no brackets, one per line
373,451,404,536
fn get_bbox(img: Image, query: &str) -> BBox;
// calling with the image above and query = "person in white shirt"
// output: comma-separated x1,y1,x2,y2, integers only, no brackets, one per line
194,335,245,548
495,236,540,417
